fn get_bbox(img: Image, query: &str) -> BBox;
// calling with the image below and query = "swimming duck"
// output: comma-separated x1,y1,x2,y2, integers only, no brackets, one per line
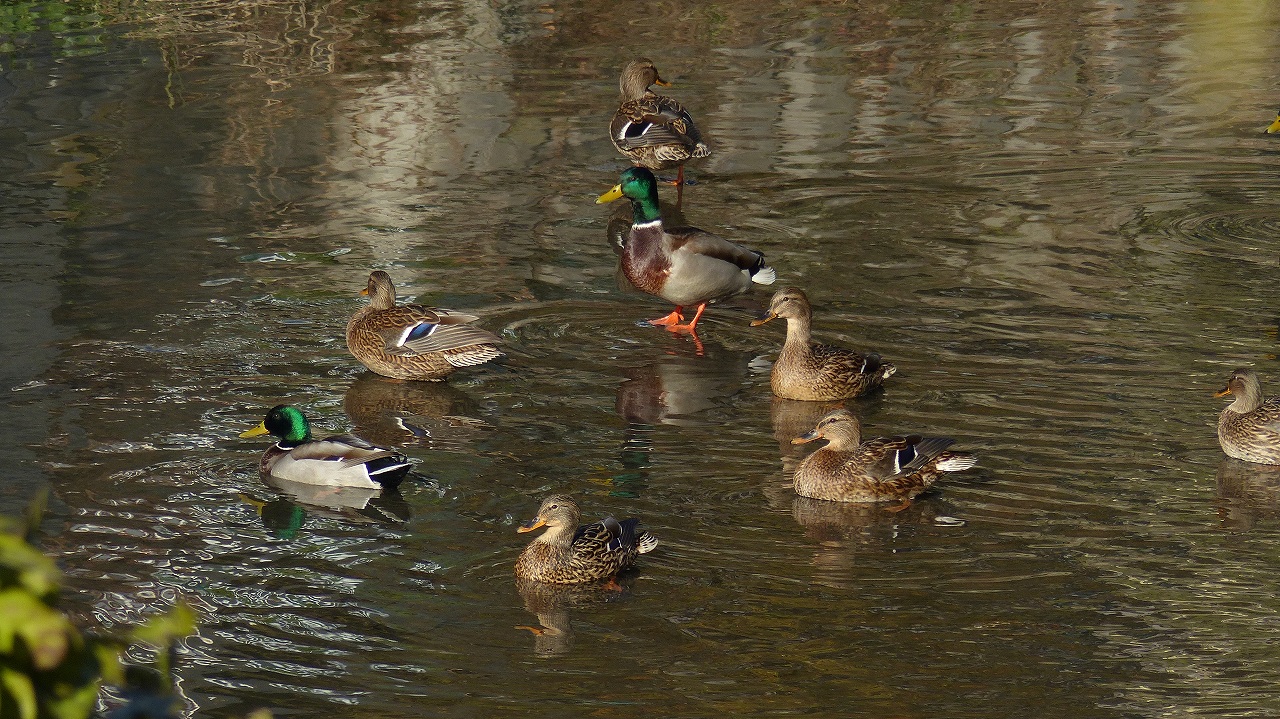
596,167,775,332
346,270,502,381
791,410,975,508
514,495,658,584
1266,111,1280,134
239,405,412,489
609,58,710,202
1216,368,1280,465
751,287,896,401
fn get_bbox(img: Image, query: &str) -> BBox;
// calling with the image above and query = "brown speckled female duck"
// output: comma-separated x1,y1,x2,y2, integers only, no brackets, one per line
751,288,895,401
514,495,658,584
609,58,710,200
1216,368,1280,465
791,410,975,509
346,271,502,381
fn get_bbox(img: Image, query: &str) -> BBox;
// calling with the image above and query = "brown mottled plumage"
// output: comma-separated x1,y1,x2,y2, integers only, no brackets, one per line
1216,368,1280,465
751,288,895,401
791,410,975,504
609,58,710,183
514,495,657,584
346,271,501,381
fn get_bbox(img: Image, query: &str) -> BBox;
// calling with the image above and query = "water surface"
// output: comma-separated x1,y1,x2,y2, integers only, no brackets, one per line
2,1,1280,716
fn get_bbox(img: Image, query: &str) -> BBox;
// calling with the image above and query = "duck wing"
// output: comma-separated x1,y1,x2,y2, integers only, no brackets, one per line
855,436,955,480
365,304,501,357
613,94,706,154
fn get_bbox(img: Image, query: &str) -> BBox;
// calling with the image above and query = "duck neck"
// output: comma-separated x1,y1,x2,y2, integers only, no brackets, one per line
1227,386,1264,414
780,312,813,355
629,192,662,228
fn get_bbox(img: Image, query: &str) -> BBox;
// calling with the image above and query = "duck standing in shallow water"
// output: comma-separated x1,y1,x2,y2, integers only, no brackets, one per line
239,405,412,489
791,410,975,510
1216,368,1280,465
515,495,658,584
346,270,502,381
751,287,895,401
597,167,775,334
609,58,710,205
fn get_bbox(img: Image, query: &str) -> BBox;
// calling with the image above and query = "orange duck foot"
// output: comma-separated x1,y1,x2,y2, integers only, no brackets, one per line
649,304,708,334
883,498,913,514
648,307,686,327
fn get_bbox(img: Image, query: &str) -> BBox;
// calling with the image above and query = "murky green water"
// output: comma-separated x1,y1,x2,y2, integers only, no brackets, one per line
3,0,1280,716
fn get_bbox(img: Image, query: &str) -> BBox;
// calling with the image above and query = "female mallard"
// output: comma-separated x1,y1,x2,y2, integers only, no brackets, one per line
610,58,710,201
239,405,412,489
596,167,775,332
1216,368,1280,464
751,288,895,401
346,270,502,381
514,495,658,584
791,410,975,509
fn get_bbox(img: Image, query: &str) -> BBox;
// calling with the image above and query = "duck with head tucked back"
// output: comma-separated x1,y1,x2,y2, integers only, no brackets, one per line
610,58,710,204
1216,368,1280,465
346,270,502,381
239,405,412,489
752,287,895,401
597,167,775,334
514,495,658,585
791,410,975,511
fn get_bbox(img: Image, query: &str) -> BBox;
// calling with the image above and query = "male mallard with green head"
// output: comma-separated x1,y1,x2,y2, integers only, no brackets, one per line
239,405,412,489
597,167,775,333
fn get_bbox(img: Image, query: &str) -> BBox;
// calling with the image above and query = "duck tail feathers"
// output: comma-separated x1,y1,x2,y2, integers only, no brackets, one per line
935,452,977,472
636,531,659,554
752,265,777,285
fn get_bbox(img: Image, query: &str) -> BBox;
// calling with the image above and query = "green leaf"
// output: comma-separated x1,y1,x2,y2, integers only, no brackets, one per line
0,666,37,719
93,640,125,686
0,534,61,597
130,602,197,649
43,675,100,719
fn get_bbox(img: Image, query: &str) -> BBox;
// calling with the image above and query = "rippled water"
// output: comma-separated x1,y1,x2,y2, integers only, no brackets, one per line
4,0,1280,716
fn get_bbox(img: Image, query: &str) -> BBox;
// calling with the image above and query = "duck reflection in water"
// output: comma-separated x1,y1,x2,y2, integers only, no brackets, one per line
239,476,411,540
343,372,487,450
613,343,751,494
1215,458,1280,531
514,576,635,658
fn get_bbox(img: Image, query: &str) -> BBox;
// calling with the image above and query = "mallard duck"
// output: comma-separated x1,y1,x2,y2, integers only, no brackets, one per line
239,405,412,489
596,167,775,332
346,270,502,381
514,495,658,584
610,58,710,202
751,287,896,401
1216,368,1280,464
1266,111,1280,134
791,410,975,509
